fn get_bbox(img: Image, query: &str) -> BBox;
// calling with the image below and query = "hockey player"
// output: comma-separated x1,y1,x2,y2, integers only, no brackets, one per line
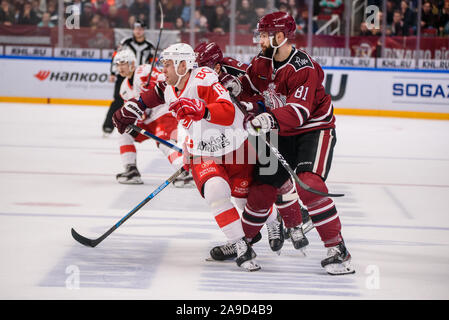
102,19,155,136
112,43,260,272
236,12,354,275
194,42,312,257
113,49,192,187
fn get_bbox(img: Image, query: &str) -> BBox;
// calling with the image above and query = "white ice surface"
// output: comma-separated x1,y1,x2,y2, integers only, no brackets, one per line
0,102,448,300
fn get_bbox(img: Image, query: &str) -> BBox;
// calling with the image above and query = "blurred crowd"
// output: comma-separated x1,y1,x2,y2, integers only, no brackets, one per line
0,0,448,36
361,0,449,36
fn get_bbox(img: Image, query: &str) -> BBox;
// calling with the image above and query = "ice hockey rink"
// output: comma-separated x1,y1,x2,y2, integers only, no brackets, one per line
0,102,448,300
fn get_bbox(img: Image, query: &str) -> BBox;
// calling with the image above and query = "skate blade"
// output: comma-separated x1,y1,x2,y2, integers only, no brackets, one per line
117,178,144,185
118,180,144,185
324,261,355,275
173,182,196,188
205,257,233,262
239,260,261,272
302,222,314,234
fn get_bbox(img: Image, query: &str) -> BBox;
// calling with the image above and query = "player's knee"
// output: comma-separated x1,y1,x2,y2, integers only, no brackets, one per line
247,183,277,211
296,172,328,205
233,197,247,211
203,176,231,208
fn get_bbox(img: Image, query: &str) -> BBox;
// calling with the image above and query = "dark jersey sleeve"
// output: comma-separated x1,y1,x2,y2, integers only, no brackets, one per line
140,81,166,108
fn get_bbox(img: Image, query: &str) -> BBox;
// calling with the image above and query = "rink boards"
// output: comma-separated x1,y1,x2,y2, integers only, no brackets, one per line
0,56,448,119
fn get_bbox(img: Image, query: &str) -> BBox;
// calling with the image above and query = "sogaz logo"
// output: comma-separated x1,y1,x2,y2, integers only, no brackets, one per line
393,83,449,98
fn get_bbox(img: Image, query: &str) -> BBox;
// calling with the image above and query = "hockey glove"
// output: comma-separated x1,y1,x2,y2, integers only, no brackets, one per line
112,98,146,134
218,73,242,97
169,97,207,122
245,112,278,136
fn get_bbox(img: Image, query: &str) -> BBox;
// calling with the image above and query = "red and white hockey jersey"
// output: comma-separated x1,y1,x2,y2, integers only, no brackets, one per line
119,64,170,124
140,67,246,157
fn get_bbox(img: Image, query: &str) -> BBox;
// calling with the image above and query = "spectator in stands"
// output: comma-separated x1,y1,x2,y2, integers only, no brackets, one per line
386,0,395,25
287,0,300,21
161,0,180,23
94,0,110,17
30,0,42,20
278,3,291,15
439,0,449,35
18,1,39,25
174,16,184,30
129,0,149,26
250,7,265,30
90,13,102,29
359,21,373,36
80,2,95,27
115,0,133,9
127,14,136,28
201,0,216,31
296,5,318,34
180,0,191,24
0,0,16,25
236,0,253,25
37,11,54,27
318,0,342,15
421,0,439,29
47,0,59,26
193,8,208,32
389,10,406,35
108,5,124,28
400,0,416,34
209,4,229,34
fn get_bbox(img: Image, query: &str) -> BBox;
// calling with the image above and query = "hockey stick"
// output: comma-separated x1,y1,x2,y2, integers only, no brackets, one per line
230,95,344,198
71,166,186,247
145,1,164,87
127,124,182,153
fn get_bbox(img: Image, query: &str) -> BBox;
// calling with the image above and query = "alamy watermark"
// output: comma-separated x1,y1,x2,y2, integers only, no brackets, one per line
365,264,380,290
65,264,80,289
65,5,80,29
365,5,380,30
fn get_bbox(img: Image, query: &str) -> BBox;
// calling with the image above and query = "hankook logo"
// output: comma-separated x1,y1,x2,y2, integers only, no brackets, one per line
33,70,109,83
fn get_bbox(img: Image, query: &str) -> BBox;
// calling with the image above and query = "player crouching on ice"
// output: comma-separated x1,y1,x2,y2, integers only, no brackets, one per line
112,43,261,272
112,48,193,187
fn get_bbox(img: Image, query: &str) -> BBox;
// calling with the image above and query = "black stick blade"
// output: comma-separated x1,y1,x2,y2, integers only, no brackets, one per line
71,228,97,247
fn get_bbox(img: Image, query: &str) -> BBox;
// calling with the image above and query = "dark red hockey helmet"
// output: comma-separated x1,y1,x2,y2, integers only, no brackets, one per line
257,11,296,39
194,42,224,69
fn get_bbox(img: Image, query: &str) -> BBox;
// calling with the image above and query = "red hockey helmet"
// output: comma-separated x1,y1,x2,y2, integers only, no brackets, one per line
194,42,224,69
257,11,296,39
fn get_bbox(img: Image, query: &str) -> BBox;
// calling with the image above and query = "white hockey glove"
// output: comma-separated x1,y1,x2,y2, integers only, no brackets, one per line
245,112,278,136
219,73,242,97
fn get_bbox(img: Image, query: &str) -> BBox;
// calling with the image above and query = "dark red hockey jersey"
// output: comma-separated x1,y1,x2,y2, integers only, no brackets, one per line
240,48,335,136
222,57,248,77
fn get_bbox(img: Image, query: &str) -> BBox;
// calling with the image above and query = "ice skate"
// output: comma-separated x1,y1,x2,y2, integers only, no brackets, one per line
286,224,309,254
321,241,355,275
302,215,314,234
173,170,195,188
235,237,261,272
208,232,261,261
266,217,284,255
116,164,143,184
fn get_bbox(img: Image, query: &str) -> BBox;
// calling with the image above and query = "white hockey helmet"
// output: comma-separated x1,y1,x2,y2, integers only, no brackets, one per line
160,43,197,72
114,48,137,66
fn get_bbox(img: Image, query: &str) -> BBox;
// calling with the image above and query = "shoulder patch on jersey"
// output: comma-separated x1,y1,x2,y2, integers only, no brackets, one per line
290,50,314,71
